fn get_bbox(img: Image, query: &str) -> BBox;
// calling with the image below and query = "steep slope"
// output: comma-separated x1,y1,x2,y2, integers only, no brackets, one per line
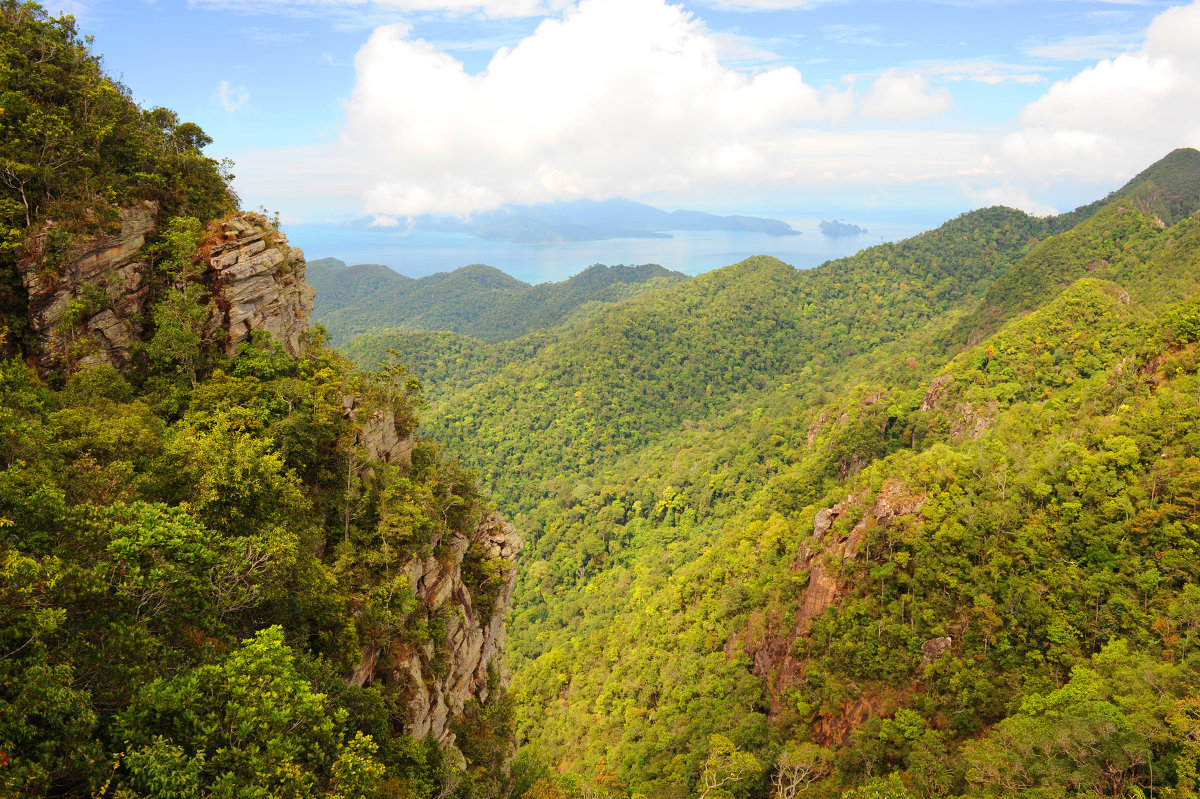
1052,146,1200,230
953,148,1200,346
418,206,1046,505
345,157,1200,798
503,214,1200,799
0,8,520,799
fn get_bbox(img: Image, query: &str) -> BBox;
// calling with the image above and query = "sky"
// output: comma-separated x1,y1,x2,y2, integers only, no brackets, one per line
52,0,1200,231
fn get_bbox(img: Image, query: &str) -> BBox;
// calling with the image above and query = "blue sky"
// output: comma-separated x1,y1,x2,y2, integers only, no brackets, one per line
55,0,1200,229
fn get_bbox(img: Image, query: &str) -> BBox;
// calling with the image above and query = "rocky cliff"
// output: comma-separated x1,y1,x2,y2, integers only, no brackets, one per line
19,202,523,757
18,202,158,374
201,213,314,358
16,208,314,375
350,511,523,752
730,480,925,719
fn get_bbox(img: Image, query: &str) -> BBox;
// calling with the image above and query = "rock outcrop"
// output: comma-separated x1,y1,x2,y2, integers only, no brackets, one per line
349,511,523,750
732,479,925,715
15,207,314,376
921,636,953,664
919,373,998,442
201,213,314,358
17,202,157,374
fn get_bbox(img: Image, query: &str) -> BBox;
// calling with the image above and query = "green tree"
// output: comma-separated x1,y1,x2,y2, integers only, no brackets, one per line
114,626,384,798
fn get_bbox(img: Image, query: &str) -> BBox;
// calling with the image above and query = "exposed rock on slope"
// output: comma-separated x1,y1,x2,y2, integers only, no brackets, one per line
16,208,314,376
350,512,522,749
343,392,416,471
732,480,925,715
18,202,158,374
202,213,314,357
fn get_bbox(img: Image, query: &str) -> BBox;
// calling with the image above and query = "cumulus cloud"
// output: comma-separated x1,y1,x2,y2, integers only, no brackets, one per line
1003,0,1200,184
340,0,859,216
860,70,953,120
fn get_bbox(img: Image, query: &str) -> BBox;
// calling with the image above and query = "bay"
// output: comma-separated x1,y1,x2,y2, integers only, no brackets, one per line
287,217,928,285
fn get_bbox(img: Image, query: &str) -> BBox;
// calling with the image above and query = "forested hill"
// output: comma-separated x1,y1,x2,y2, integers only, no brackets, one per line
335,149,1200,798
1050,146,1200,231
310,258,686,343
345,205,1049,501
951,146,1200,347
0,6,520,798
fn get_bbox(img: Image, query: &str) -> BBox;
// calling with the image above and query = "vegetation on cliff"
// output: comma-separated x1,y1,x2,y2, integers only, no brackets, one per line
0,6,518,798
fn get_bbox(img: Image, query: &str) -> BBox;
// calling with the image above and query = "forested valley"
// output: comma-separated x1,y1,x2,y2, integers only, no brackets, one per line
3,3,1200,799
335,149,1200,799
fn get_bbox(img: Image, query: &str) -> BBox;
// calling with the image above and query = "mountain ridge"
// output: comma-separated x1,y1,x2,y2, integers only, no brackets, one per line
331,148,1200,799
406,197,800,244
311,258,688,344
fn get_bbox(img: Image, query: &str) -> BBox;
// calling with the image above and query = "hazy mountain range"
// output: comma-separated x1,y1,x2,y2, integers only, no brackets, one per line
397,197,799,244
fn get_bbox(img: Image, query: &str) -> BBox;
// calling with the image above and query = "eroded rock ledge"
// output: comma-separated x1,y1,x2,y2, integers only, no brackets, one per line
16,207,314,376
350,512,523,750
202,213,314,358
18,203,157,374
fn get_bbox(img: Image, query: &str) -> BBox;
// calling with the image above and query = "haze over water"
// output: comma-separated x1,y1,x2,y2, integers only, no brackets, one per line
290,217,926,284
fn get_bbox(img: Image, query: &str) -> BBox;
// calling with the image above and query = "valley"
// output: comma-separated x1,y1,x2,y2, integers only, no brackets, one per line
319,148,1200,798
3,3,1200,799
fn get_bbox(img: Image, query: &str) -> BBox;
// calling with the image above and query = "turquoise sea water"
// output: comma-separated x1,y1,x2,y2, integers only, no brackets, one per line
286,218,929,285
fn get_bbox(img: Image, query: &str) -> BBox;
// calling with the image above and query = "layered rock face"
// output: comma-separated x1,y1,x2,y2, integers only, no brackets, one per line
18,203,157,374
350,512,523,750
16,208,314,376
202,214,314,357
343,393,416,471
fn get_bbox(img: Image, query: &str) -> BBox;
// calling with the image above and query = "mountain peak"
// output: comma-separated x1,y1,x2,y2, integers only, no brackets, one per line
1056,147,1200,229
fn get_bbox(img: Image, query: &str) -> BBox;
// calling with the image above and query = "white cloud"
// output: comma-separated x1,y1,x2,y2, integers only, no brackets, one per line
339,0,858,216
237,26,313,44
702,0,818,9
824,23,888,47
1003,0,1200,184
217,81,250,112
919,59,1045,85
189,0,572,21
859,70,953,120
964,182,1057,216
234,0,1200,221
1023,33,1134,62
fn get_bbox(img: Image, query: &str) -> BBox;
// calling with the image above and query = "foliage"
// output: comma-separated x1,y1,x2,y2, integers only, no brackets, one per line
0,1,235,341
115,626,385,799
0,321,508,797
318,261,686,345
331,150,1200,798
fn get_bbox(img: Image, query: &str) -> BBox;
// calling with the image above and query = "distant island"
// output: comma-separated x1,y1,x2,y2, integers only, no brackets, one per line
404,198,800,244
820,219,868,237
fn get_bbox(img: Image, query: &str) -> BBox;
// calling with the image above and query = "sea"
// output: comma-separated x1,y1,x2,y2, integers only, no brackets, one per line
286,217,930,285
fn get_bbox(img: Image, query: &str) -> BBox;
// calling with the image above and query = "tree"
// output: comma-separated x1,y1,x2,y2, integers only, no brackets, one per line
114,626,384,798
142,283,211,387
697,735,762,799
770,743,830,799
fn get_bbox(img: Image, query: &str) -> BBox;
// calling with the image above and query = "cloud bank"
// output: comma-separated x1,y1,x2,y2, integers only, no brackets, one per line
1004,0,1200,185
237,0,1200,221
338,0,958,217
